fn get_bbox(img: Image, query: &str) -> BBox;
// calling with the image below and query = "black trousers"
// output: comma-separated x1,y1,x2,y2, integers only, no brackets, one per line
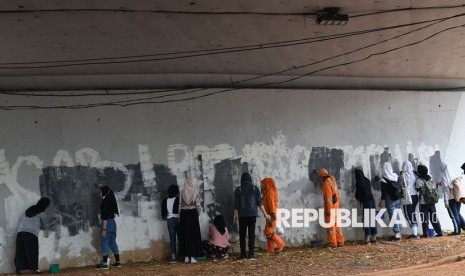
15,232,39,271
239,216,256,256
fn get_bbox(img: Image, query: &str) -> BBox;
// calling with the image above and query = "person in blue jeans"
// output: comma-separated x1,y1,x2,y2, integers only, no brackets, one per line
354,168,377,244
161,185,180,263
416,165,443,238
400,161,420,239
379,162,403,241
95,185,121,269
440,162,465,235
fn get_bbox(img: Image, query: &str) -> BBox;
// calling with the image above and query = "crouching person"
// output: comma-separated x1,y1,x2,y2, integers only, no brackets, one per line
202,215,230,261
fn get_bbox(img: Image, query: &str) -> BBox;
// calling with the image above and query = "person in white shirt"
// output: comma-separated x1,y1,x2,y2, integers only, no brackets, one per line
439,162,465,235
161,185,180,263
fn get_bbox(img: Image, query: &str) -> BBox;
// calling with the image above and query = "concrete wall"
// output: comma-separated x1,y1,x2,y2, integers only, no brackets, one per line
0,88,464,273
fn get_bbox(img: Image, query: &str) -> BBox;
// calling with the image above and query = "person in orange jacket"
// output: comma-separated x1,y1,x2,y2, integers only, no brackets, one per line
317,168,344,248
260,178,285,253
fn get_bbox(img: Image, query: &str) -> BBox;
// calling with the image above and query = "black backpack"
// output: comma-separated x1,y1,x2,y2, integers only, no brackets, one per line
383,177,403,200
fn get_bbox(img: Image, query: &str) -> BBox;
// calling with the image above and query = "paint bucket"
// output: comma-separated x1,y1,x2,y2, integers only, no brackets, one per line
49,263,60,274
428,229,435,237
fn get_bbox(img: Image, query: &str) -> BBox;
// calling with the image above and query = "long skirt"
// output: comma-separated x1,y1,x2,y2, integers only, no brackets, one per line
179,209,203,258
15,231,39,271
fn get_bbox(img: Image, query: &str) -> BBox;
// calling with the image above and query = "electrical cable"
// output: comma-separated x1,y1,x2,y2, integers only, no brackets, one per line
0,14,450,100
1,20,462,110
0,15,458,69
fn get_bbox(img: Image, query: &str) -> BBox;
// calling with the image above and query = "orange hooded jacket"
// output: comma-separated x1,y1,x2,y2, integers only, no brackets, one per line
261,178,278,236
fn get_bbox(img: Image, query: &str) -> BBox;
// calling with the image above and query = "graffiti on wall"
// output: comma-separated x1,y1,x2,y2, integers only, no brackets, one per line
39,163,178,236
0,132,448,273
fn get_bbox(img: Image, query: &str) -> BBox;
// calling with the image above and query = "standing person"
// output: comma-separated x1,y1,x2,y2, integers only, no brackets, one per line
179,177,203,264
439,162,465,235
400,161,420,239
95,185,121,269
317,168,344,248
379,162,403,241
202,215,230,261
161,185,180,263
260,178,285,253
15,197,53,274
354,168,377,244
416,165,443,238
233,172,271,260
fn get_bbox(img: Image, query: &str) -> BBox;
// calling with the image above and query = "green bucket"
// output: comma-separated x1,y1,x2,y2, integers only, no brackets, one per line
49,263,60,274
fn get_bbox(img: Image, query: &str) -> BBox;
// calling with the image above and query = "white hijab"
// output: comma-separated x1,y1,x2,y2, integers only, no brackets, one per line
440,162,453,188
382,162,398,182
401,161,416,184
181,177,199,205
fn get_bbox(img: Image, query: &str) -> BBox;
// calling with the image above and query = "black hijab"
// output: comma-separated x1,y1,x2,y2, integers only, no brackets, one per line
354,168,373,202
100,185,119,217
25,197,50,218
213,215,226,235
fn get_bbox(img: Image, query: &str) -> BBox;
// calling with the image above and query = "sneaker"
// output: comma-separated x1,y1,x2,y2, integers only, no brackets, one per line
222,253,229,260
237,254,247,260
95,263,109,270
112,261,122,267
392,236,400,241
407,235,420,239
364,236,371,244
169,259,177,264
184,257,190,263
248,254,256,261
190,257,197,264
448,232,460,236
370,236,377,243
435,233,443,237
31,271,42,275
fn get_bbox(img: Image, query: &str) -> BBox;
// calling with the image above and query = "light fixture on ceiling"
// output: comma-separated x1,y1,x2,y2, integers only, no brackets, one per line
316,7,348,26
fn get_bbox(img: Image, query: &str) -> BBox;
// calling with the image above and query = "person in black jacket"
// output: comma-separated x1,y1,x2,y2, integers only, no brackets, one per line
161,185,180,263
95,185,121,269
233,172,270,260
354,168,377,244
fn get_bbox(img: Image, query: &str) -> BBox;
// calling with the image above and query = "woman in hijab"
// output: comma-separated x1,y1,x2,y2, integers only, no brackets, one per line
179,177,203,264
15,197,52,274
354,168,377,244
400,161,420,238
379,162,402,241
95,185,121,269
439,162,465,235
202,215,230,261
261,178,285,253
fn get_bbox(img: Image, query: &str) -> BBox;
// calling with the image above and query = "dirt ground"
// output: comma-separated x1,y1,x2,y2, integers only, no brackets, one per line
6,235,465,276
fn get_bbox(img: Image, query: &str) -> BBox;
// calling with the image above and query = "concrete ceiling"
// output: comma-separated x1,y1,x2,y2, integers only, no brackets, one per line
1,0,465,90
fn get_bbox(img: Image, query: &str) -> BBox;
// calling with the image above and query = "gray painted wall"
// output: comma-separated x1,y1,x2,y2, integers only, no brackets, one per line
0,88,464,273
